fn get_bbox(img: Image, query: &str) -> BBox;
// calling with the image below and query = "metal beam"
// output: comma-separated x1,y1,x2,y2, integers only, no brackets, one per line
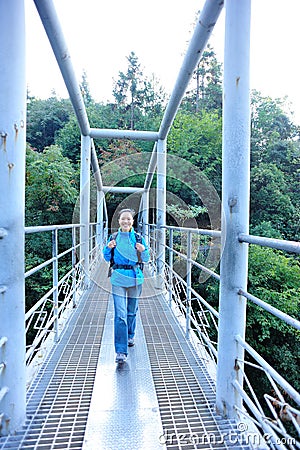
156,139,167,288
80,135,91,286
143,143,157,191
91,140,103,191
158,0,224,140
90,128,159,141
0,0,26,435
216,0,251,419
102,186,144,193
239,233,300,254
34,0,90,136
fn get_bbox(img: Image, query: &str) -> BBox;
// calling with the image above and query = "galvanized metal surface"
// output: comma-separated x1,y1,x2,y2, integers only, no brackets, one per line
0,271,108,450
216,0,251,418
82,287,165,450
0,266,251,449
139,276,251,449
0,0,27,434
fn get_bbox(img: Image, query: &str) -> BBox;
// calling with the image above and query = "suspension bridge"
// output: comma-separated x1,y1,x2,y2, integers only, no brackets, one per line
0,1,299,449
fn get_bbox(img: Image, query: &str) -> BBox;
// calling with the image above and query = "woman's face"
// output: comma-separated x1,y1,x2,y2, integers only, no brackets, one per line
119,211,134,232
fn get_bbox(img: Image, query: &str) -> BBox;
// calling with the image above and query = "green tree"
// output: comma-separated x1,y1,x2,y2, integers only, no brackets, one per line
112,51,165,130
183,44,222,114
25,145,78,226
168,110,222,194
246,245,300,396
27,95,72,151
25,145,79,315
250,163,296,236
80,70,93,106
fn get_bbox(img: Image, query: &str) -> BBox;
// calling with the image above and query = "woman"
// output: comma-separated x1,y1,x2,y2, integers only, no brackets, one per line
103,209,150,364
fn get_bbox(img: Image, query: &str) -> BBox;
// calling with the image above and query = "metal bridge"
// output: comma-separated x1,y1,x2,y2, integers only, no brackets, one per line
0,0,300,449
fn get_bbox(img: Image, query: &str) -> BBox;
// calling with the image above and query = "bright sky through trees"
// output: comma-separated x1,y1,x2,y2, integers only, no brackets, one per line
25,0,300,124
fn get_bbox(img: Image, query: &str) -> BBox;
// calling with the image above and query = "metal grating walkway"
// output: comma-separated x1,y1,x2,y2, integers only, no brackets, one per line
139,276,251,449
0,265,251,449
0,268,109,450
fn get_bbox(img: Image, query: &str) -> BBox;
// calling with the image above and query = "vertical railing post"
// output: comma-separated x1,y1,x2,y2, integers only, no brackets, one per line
52,229,59,342
156,139,167,289
72,226,77,308
80,135,91,288
0,0,26,435
96,189,104,251
168,228,174,306
142,189,150,245
186,231,192,339
216,0,251,419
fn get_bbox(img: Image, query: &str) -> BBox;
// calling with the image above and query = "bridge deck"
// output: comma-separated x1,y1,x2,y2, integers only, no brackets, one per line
0,263,250,450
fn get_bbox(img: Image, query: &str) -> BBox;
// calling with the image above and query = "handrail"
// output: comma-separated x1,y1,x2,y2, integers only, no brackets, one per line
239,233,300,254
238,288,300,331
148,222,300,444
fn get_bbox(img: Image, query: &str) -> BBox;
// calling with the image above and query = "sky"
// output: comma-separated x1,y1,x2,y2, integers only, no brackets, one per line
25,0,300,124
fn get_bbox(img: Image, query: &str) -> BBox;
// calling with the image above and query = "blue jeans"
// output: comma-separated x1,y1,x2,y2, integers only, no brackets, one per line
112,284,142,355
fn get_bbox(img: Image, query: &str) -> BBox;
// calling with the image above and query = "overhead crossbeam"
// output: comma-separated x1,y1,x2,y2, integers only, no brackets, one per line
102,187,144,194
89,128,159,141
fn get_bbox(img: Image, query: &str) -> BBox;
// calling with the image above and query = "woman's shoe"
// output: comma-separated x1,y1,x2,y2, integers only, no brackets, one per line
128,338,135,347
115,353,127,363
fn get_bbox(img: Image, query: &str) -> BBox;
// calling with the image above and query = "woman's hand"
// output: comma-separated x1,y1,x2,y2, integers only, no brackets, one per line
107,239,116,249
135,242,145,252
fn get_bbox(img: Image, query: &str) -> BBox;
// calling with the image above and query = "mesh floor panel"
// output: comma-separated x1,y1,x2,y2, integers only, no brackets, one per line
0,271,109,450
1,269,252,450
139,277,251,450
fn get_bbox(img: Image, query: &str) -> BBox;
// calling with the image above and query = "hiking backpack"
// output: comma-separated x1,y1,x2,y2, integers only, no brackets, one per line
107,231,144,277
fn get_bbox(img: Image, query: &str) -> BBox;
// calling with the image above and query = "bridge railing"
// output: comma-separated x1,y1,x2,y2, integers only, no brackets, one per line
24,222,103,380
147,223,300,448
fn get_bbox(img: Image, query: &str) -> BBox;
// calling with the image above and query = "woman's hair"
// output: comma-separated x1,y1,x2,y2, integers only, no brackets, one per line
118,208,135,218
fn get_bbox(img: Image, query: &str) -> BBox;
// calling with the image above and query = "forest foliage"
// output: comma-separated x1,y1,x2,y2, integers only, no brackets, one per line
25,49,300,395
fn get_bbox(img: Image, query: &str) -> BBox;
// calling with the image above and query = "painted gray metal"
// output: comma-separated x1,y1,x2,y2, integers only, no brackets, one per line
34,0,90,136
216,0,251,419
102,186,144,193
0,0,26,435
239,288,300,331
90,128,159,141
33,0,103,189
82,292,166,450
239,233,300,254
156,139,167,286
80,135,91,286
158,0,224,140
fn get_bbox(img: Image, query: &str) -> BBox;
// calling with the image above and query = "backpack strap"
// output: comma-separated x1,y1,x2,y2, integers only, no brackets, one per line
109,231,118,268
108,231,144,276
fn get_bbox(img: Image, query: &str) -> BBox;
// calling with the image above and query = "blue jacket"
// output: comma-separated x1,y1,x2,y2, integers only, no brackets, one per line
103,229,150,287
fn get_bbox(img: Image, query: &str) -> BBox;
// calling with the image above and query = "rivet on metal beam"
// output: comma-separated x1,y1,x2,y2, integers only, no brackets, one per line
0,337,8,348
0,286,7,294
0,228,7,239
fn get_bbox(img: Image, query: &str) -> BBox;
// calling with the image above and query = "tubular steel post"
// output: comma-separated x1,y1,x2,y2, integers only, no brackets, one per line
72,226,77,308
216,0,251,419
142,190,150,245
96,190,105,250
80,135,91,287
52,229,59,342
168,228,174,306
186,231,192,339
156,139,167,289
0,0,26,435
